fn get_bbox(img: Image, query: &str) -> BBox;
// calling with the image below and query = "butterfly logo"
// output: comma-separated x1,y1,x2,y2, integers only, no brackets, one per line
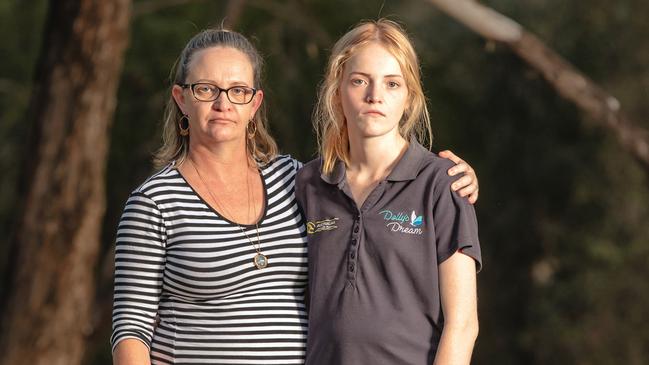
410,211,423,227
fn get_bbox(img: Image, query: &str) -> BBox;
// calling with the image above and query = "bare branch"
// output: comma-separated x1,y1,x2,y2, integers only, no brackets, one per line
429,0,522,41
426,0,649,171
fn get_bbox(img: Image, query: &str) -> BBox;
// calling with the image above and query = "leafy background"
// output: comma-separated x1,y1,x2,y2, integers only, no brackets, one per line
1,0,647,363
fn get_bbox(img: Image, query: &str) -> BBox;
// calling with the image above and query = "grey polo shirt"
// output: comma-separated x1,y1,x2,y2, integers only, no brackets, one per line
295,140,481,365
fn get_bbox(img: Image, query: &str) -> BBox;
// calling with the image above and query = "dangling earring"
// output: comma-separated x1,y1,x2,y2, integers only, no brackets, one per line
246,119,257,139
246,120,258,158
179,114,190,136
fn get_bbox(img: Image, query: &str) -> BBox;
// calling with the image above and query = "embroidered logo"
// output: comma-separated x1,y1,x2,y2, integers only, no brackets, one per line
306,217,340,234
410,211,423,227
379,209,424,235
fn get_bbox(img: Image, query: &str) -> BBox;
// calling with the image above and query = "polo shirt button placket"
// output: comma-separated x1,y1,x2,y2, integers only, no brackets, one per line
348,215,361,280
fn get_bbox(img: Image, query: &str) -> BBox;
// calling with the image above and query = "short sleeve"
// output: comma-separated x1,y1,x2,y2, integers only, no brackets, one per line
293,158,304,171
110,191,166,352
432,170,482,272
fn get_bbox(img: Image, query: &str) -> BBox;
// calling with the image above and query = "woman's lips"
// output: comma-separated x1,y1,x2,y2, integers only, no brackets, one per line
363,110,385,116
209,117,235,123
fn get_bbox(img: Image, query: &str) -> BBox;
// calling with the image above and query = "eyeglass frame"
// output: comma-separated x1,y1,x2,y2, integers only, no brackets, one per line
178,82,258,105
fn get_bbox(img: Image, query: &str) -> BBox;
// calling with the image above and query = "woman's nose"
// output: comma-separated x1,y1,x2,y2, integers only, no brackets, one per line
212,91,231,110
365,84,383,103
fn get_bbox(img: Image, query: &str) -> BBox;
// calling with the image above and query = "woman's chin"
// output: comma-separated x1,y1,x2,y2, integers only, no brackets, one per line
351,126,400,141
196,129,245,145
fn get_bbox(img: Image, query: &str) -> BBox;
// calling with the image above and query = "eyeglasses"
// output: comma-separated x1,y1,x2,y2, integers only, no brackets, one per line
179,83,257,104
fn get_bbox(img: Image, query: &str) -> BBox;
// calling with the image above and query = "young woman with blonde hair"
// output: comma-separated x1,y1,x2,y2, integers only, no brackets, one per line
296,19,481,364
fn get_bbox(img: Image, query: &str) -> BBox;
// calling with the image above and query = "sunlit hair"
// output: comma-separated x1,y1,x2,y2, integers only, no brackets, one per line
154,28,278,168
314,19,432,174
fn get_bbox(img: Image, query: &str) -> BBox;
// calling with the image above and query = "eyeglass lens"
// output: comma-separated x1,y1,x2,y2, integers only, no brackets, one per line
191,83,255,104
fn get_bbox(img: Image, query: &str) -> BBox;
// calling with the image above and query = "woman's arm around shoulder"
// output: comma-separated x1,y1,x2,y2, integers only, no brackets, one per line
439,150,479,204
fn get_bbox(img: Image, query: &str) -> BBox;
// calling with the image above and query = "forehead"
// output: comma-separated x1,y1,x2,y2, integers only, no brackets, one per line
187,46,254,83
344,42,403,76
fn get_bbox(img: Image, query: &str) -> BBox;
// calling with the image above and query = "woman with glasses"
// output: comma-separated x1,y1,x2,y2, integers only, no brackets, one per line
111,28,479,365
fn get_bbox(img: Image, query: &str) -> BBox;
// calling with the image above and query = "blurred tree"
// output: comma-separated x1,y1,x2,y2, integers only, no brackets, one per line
427,0,649,172
1,0,647,364
0,0,130,364
414,1,649,363
0,0,47,308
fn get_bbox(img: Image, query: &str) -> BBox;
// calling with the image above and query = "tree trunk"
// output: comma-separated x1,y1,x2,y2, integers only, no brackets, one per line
426,0,649,172
0,0,130,364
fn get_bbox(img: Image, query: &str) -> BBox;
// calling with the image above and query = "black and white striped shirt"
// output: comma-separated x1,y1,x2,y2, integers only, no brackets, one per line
111,156,308,364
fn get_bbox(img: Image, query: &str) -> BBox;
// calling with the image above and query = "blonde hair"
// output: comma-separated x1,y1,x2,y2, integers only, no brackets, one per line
154,29,278,168
314,19,432,174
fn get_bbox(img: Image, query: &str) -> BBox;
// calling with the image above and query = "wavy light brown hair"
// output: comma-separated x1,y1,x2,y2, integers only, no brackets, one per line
154,29,278,168
314,19,432,174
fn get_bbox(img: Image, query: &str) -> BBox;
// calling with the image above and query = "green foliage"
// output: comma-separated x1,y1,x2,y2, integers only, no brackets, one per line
0,0,46,214
0,0,47,302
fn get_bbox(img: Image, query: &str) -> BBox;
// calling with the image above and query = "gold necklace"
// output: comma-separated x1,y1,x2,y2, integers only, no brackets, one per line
188,158,268,269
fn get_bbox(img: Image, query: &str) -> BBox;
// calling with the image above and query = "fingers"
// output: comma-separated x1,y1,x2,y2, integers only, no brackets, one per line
450,169,480,205
458,183,477,198
439,150,463,165
441,149,480,204
468,189,479,205
441,150,469,177
453,177,479,205
448,162,469,177
451,175,472,192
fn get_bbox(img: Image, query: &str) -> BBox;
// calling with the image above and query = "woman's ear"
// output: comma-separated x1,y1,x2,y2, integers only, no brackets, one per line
171,84,187,114
250,89,264,120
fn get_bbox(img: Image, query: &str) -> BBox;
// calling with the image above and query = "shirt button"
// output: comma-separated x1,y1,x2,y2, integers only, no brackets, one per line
353,226,359,233
350,252,356,259
349,264,355,272
351,238,357,245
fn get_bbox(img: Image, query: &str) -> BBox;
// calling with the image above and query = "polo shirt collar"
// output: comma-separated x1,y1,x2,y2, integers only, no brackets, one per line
320,136,427,184
320,159,346,185
386,136,427,182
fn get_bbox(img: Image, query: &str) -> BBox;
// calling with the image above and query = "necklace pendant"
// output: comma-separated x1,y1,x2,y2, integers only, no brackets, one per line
253,253,268,269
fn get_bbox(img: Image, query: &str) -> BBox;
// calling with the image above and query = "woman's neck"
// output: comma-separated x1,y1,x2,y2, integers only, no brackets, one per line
347,133,408,180
186,139,253,180
180,138,265,226
344,132,408,207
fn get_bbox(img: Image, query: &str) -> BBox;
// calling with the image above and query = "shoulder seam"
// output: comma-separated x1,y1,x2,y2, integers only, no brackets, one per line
129,189,167,246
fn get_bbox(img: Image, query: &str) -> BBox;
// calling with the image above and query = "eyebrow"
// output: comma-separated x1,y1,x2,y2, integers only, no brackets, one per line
193,79,252,87
349,72,404,79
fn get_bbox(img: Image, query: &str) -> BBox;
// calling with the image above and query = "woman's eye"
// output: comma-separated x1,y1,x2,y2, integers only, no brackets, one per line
231,87,245,95
351,79,366,86
387,81,400,88
196,85,213,93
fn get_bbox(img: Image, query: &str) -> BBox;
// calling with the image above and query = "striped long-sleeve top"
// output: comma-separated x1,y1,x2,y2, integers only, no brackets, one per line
111,156,308,364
